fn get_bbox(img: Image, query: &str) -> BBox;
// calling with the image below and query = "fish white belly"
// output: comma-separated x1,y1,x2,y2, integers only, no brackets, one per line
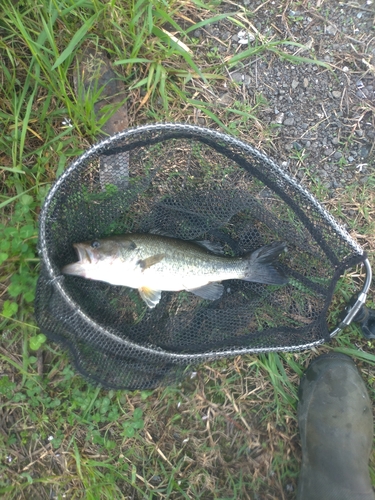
138,267,219,292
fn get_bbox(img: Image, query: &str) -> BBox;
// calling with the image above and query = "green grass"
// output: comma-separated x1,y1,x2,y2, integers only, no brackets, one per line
1,0,375,498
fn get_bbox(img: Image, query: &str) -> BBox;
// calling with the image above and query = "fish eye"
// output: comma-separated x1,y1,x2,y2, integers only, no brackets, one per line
91,241,100,248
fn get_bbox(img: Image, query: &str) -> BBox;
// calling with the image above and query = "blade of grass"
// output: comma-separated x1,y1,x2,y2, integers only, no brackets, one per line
51,11,102,70
187,99,234,134
333,346,375,364
0,166,26,174
153,5,187,34
114,57,153,65
59,0,96,17
227,40,330,68
129,76,150,90
0,185,44,209
73,440,84,482
152,26,206,82
185,12,238,34
19,66,40,164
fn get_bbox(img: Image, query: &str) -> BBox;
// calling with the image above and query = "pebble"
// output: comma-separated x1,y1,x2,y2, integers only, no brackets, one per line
243,74,251,85
356,89,367,99
293,142,303,151
355,130,364,137
283,117,295,126
333,151,342,160
324,148,334,156
231,71,245,84
151,476,162,484
217,93,233,106
326,24,337,36
274,112,285,124
332,91,341,98
237,30,255,44
303,78,309,88
348,156,355,162
360,145,371,158
291,79,299,89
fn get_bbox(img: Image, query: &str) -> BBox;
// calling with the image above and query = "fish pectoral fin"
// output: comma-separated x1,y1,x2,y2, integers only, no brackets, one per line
195,240,224,255
138,287,162,308
149,228,175,238
137,253,165,271
187,282,224,301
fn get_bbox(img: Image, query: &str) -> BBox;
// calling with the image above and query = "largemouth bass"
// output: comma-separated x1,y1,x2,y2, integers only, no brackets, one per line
62,234,288,308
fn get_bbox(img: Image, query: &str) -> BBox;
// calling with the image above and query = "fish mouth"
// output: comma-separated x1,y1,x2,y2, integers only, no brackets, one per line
61,244,94,277
73,243,93,263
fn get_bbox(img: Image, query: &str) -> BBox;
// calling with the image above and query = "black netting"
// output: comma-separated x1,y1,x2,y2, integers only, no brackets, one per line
35,124,367,389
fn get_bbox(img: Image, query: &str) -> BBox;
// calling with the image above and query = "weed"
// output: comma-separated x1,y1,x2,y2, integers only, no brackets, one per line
1,195,40,319
290,147,308,166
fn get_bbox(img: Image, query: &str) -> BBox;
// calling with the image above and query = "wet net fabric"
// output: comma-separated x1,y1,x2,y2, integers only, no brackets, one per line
35,124,366,389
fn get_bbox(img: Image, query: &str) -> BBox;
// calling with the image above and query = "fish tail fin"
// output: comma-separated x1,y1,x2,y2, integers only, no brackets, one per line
243,242,288,285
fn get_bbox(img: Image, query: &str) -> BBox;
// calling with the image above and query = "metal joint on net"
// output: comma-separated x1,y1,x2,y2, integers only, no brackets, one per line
47,275,65,286
330,258,372,338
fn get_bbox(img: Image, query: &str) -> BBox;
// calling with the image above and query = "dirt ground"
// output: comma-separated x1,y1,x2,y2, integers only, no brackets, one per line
189,0,374,193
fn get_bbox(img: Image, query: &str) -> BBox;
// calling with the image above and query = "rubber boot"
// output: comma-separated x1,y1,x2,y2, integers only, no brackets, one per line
297,352,375,500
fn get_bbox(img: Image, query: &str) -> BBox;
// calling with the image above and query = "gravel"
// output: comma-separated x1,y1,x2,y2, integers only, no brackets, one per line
196,0,375,193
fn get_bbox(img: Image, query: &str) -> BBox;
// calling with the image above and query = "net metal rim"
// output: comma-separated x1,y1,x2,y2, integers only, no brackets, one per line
38,123,367,361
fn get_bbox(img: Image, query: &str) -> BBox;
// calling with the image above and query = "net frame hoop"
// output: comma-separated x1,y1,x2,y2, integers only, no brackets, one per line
39,123,370,359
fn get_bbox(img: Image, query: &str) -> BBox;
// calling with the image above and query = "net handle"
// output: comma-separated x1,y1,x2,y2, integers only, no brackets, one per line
330,258,372,337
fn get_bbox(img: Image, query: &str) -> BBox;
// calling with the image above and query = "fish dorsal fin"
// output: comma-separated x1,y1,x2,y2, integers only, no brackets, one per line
138,287,162,308
137,253,165,271
188,282,224,301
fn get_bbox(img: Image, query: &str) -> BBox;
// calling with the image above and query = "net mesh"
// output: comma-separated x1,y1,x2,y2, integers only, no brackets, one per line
35,124,366,389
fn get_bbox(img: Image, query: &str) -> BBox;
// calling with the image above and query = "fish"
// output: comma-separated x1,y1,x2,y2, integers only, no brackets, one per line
62,233,288,308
